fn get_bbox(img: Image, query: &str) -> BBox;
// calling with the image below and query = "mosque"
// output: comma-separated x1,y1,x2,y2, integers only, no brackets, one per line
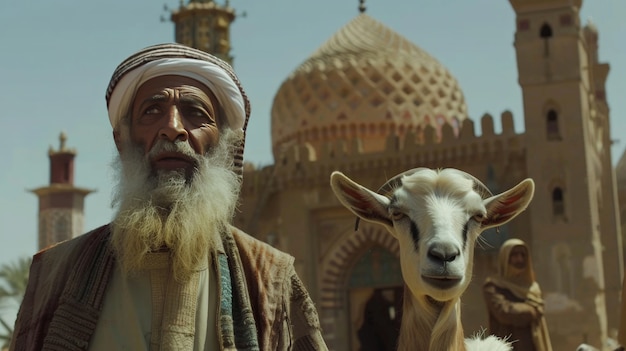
32,0,625,350
230,0,623,349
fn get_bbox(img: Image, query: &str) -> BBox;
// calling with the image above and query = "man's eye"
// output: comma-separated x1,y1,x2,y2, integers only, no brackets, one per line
188,108,207,118
143,106,161,115
184,107,215,124
136,106,162,124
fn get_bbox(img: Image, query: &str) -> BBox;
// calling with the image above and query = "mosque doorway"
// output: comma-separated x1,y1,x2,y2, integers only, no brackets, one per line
347,245,404,351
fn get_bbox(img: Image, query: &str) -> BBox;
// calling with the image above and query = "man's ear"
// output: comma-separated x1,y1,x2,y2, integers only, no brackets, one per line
113,129,123,153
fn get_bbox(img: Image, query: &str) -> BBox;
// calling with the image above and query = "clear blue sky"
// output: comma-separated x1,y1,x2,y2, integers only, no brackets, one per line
0,0,624,283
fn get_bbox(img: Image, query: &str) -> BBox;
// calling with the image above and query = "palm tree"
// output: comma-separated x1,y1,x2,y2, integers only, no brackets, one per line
0,257,31,349
0,317,13,350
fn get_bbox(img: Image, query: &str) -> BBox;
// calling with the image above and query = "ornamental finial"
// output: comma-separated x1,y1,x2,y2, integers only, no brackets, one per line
358,0,366,13
59,132,67,151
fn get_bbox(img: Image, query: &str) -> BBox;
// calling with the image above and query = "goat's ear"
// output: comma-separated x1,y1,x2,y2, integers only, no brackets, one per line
330,171,392,228
481,178,535,230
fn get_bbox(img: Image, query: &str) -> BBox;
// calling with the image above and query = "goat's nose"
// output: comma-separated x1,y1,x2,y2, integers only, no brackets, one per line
428,243,460,263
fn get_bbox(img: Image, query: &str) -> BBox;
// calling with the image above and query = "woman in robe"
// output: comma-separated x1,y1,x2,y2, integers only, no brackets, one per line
483,238,552,351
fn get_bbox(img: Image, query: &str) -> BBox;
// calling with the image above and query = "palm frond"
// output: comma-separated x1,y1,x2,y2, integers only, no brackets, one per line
0,316,13,348
0,256,31,313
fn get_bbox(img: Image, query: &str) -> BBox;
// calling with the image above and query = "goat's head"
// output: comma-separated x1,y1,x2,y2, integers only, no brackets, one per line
330,168,534,302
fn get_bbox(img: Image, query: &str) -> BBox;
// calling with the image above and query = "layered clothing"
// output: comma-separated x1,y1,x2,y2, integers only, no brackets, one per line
483,239,552,351
10,224,327,351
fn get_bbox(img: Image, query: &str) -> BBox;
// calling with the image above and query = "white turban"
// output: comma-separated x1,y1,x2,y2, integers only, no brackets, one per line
107,58,246,131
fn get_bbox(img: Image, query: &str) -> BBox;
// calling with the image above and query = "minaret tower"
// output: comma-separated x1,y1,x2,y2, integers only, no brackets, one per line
30,133,94,250
510,0,622,348
170,0,237,65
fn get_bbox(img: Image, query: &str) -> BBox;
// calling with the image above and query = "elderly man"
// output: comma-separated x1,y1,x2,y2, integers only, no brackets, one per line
11,43,328,351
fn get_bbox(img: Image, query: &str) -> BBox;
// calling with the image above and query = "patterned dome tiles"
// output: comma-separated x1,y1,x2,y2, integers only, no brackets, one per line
271,13,468,159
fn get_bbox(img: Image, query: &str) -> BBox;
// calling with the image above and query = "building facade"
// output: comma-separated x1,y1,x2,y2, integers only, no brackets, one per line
168,1,623,350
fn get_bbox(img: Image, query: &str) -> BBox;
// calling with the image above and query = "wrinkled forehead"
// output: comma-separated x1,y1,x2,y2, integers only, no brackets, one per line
133,75,219,104
131,75,221,120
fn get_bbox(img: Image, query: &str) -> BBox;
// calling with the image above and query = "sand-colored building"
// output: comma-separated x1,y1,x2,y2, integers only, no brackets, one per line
32,0,621,350
223,0,622,349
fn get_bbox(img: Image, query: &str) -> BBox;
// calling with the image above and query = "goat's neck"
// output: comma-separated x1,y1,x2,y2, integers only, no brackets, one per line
397,288,465,351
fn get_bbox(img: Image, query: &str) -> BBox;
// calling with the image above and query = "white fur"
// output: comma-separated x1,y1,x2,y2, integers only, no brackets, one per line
465,334,512,351
330,168,535,351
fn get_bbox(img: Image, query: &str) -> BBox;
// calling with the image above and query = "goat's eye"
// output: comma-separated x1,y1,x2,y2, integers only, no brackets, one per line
390,210,406,221
472,213,486,222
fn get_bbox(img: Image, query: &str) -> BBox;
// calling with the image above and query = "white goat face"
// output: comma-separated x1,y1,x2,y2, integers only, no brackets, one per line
330,168,535,302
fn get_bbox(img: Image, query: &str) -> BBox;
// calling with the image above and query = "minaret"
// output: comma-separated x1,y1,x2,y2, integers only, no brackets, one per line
510,0,622,348
30,133,95,250
170,0,237,65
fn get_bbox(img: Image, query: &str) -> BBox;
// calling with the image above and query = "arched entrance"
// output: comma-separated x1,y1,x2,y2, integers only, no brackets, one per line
348,246,403,351
319,225,403,350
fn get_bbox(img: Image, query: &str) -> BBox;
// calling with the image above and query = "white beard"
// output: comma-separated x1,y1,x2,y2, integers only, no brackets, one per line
110,130,241,281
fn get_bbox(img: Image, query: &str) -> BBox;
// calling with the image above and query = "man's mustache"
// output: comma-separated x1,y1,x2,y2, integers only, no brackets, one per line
147,140,201,164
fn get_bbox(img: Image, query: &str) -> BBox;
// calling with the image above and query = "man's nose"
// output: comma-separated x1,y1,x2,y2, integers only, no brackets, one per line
159,107,189,142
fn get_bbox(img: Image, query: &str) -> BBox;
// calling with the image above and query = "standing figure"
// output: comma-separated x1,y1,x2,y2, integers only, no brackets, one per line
483,238,552,351
357,289,401,351
10,43,328,351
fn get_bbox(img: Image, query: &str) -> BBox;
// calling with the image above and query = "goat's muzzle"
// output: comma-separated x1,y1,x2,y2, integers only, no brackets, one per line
422,275,462,290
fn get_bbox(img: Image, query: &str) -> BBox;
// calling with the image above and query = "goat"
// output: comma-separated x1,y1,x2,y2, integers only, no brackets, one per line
330,168,535,351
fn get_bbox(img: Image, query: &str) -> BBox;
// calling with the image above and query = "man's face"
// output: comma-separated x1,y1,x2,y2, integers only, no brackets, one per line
508,245,528,270
126,75,221,173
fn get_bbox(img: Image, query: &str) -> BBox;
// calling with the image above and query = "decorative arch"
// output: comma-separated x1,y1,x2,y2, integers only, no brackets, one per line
540,23,553,56
546,109,561,140
330,125,338,138
397,124,407,137
368,123,377,135
547,178,566,220
379,122,389,136
348,123,357,137
321,126,329,140
540,23,553,38
320,225,400,309
339,124,347,139
542,101,562,141
552,187,565,218
311,127,319,140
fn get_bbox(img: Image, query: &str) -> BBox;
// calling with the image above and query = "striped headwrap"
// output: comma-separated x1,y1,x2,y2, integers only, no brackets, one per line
105,43,250,176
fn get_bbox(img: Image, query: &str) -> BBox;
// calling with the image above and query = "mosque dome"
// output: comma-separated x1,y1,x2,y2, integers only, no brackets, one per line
270,13,469,160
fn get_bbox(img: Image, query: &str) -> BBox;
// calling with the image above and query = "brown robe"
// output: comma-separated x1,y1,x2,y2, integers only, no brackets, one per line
10,224,328,351
483,238,552,351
